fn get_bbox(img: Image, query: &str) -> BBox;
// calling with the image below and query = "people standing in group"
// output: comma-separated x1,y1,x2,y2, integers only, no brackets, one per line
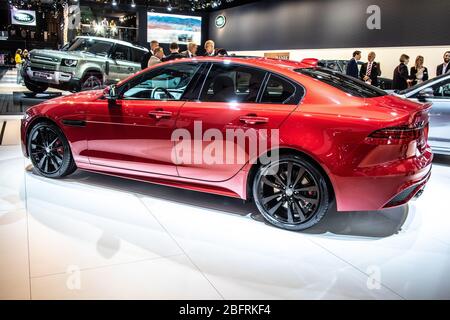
436,51,450,76
148,47,165,67
346,50,361,79
410,55,429,86
162,42,184,62
141,40,159,70
359,51,381,86
393,54,412,90
15,48,22,84
203,40,216,56
182,42,198,58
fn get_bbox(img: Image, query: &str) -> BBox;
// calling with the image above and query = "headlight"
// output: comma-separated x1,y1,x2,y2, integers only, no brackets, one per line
62,59,78,67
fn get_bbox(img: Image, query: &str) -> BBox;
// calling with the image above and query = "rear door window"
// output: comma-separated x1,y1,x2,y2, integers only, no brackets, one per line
261,74,297,104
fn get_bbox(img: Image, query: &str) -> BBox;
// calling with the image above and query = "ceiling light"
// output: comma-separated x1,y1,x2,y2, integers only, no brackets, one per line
131,0,136,8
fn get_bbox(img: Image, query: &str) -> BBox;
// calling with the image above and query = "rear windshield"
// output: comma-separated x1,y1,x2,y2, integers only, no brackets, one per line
295,67,387,98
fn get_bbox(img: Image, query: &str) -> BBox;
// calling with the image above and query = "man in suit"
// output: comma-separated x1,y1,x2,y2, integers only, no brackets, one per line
141,40,159,70
181,42,198,58
202,40,216,57
162,42,184,62
359,51,381,86
436,51,450,76
346,50,361,79
148,47,164,67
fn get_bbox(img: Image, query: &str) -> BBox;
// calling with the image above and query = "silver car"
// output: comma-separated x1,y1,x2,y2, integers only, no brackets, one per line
394,73,450,155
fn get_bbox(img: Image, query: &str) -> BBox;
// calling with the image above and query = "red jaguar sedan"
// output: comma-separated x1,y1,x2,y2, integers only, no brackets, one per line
21,57,432,231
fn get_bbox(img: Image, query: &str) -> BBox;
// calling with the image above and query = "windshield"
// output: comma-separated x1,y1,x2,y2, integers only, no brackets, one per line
67,38,113,56
295,67,387,98
398,73,450,95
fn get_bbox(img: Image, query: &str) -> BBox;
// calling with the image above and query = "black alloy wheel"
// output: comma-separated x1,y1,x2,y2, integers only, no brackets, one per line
253,155,330,231
28,122,77,178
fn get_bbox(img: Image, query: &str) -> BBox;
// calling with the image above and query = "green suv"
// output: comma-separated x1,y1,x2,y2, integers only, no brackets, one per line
23,36,148,93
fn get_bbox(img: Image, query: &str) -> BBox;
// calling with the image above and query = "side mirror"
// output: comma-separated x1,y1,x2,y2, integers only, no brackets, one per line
416,88,434,102
104,85,119,106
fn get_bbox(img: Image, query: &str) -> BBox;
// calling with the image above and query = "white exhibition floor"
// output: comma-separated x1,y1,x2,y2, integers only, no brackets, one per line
1,144,450,300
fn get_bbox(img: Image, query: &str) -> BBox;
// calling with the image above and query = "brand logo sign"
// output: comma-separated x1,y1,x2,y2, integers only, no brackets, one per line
215,15,226,28
11,8,36,26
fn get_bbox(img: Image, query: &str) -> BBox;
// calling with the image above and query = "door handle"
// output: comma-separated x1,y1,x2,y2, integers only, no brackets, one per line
148,110,172,120
239,115,269,125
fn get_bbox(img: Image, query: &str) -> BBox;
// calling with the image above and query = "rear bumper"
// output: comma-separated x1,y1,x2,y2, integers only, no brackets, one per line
332,148,433,211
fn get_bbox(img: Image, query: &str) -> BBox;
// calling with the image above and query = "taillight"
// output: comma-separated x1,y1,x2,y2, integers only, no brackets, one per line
366,125,425,145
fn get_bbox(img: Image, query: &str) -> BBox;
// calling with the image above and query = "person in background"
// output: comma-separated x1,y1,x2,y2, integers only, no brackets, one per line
346,50,361,79
148,47,165,67
359,51,381,86
22,49,30,62
203,40,216,56
182,42,198,58
162,42,183,62
393,54,412,90
15,48,22,84
410,55,428,86
436,51,450,76
141,40,159,70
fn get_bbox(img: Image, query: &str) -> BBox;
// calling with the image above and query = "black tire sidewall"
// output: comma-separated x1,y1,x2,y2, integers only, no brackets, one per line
27,122,75,178
252,155,330,231
24,78,49,93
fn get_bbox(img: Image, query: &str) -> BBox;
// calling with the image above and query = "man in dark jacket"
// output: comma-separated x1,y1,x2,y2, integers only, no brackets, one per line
436,51,450,76
346,50,361,79
141,40,159,70
359,51,381,86
162,42,184,62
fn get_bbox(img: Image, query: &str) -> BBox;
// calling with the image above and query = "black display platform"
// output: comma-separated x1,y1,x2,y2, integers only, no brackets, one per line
0,91,63,115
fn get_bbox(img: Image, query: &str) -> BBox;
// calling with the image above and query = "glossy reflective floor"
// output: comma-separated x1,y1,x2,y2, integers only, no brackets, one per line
1,144,450,299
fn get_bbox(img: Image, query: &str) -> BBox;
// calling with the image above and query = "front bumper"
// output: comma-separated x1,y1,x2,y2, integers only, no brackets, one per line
26,67,75,85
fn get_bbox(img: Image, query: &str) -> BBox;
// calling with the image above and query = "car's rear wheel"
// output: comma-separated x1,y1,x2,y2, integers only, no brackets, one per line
24,77,49,94
27,122,77,178
252,155,330,231
80,72,103,91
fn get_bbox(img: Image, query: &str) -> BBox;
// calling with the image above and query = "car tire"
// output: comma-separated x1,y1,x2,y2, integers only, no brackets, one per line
27,122,77,178
24,78,49,94
252,154,330,231
80,72,103,91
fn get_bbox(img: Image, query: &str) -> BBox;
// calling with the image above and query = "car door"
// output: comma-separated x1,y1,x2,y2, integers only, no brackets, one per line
421,78,450,153
85,62,202,175
175,63,304,182
109,44,138,83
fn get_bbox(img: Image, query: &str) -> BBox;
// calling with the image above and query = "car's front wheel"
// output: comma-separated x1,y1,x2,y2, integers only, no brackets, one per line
252,155,331,231
27,122,77,178
24,77,49,94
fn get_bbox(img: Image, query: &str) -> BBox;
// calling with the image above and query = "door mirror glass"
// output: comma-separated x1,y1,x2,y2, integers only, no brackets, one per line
104,84,118,100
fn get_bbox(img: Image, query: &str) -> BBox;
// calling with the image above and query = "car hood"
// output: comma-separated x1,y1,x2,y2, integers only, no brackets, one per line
30,49,103,61
39,89,104,106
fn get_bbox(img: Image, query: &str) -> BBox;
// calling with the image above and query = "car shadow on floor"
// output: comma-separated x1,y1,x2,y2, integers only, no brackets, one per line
26,167,408,239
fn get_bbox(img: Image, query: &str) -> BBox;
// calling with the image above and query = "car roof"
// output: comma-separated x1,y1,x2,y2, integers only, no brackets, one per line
180,56,313,71
75,36,148,52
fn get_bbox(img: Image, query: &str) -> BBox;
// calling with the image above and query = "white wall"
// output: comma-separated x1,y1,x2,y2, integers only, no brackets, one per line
231,45,450,79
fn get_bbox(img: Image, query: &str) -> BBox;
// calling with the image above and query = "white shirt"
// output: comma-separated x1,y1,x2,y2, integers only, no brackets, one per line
443,62,449,73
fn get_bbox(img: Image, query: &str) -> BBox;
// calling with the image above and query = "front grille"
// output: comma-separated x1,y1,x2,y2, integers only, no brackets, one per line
31,67,55,73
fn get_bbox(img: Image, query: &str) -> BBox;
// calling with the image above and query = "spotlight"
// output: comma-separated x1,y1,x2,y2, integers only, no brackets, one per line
131,0,135,8
112,0,117,6
167,4,172,11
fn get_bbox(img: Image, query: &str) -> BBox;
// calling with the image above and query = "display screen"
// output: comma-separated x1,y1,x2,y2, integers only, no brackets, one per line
10,7,37,26
147,12,201,44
